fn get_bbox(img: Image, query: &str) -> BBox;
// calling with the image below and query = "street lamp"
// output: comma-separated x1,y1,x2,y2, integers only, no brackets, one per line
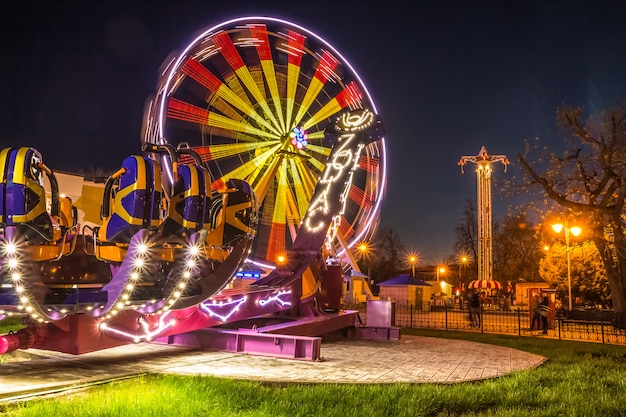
436,266,446,282
551,223,582,310
357,242,372,278
458,255,469,287
408,253,419,277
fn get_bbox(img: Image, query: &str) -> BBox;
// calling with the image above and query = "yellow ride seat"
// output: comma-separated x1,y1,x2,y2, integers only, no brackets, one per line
159,163,211,237
97,155,163,245
0,147,62,244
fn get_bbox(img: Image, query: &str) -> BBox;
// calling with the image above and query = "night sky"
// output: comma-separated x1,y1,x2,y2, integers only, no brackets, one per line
2,1,626,264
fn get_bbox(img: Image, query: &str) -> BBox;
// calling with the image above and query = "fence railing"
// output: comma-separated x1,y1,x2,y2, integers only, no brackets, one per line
344,302,626,345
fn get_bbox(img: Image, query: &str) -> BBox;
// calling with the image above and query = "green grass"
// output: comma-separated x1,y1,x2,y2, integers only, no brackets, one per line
0,317,25,364
0,317,24,335
2,329,626,416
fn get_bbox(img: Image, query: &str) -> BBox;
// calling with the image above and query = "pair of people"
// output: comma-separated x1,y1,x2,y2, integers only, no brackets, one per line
530,295,550,333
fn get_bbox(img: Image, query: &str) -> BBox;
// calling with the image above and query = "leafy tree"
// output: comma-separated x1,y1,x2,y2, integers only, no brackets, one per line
518,103,626,326
540,240,610,308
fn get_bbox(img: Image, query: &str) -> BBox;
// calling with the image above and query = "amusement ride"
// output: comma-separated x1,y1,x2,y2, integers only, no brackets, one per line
458,146,509,290
0,17,388,358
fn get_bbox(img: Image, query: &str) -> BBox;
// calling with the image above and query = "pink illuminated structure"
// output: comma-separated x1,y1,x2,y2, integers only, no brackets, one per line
1,17,391,360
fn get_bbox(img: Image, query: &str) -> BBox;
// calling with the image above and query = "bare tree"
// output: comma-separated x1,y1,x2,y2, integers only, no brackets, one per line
453,199,479,263
453,201,541,286
371,227,406,282
518,103,626,327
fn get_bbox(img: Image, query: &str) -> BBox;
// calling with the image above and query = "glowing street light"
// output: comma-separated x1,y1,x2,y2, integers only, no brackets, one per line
357,241,373,278
436,266,446,282
408,253,419,277
458,254,469,286
551,223,582,310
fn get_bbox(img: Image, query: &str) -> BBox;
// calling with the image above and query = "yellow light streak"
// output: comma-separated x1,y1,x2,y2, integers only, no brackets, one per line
293,76,325,127
248,155,282,203
216,83,282,136
285,62,301,130
303,143,332,157
234,67,282,133
294,157,317,196
271,161,289,223
215,144,281,189
289,158,311,218
202,141,281,160
207,112,277,139
260,60,286,132
302,100,342,131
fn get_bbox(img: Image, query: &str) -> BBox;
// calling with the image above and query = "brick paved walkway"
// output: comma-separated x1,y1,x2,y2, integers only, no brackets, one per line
0,335,546,400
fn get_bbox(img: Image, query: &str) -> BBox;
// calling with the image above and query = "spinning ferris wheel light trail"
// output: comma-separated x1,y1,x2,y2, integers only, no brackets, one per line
144,16,387,264
458,146,509,284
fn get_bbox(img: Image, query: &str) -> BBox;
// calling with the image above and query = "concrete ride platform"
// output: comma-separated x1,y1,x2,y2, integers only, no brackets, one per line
0,335,546,400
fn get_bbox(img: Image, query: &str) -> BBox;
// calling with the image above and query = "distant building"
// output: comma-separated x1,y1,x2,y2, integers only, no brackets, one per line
377,274,432,309
343,271,378,303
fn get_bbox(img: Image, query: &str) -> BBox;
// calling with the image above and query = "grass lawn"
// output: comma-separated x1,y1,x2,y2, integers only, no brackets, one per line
1,328,626,416
0,317,23,336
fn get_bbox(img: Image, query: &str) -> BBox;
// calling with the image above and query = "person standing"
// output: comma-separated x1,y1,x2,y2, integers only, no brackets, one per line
530,295,541,331
539,296,550,334
470,291,481,327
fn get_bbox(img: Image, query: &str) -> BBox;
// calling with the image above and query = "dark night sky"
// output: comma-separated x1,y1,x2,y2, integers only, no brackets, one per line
2,1,626,264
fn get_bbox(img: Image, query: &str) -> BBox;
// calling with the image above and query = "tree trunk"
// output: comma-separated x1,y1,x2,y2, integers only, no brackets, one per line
593,229,626,328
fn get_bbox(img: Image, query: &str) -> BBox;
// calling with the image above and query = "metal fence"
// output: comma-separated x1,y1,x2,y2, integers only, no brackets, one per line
345,302,626,345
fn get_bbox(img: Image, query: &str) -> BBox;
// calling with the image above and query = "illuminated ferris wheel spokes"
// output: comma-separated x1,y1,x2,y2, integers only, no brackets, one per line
149,17,386,263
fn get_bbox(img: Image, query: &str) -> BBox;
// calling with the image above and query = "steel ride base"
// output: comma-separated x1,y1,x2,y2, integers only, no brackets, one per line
1,312,143,355
157,328,322,361
155,310,361,361
347,326,401,341
153,311,401,361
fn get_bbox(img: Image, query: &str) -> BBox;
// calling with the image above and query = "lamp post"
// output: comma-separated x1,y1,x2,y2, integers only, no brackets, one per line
357,242,372,278
436,266,446,282
551,223,582,310
458,255,469,287
408,253,419,277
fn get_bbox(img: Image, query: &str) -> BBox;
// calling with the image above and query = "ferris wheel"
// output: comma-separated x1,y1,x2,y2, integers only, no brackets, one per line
143,17,387,264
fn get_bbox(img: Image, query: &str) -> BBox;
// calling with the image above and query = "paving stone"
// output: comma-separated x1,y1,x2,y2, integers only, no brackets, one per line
0,335,546,398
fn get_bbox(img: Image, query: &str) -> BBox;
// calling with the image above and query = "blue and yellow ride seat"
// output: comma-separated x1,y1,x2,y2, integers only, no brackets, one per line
159,163,211,237
97,155,163,244
0,147,62,244
205,179,257,248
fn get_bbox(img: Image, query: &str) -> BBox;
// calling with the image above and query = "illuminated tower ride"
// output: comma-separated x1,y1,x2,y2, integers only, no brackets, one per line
458,147,509,282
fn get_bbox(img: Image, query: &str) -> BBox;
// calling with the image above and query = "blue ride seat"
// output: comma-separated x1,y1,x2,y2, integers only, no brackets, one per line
159,163,211,237
0,147,61,244
98,155,163,244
